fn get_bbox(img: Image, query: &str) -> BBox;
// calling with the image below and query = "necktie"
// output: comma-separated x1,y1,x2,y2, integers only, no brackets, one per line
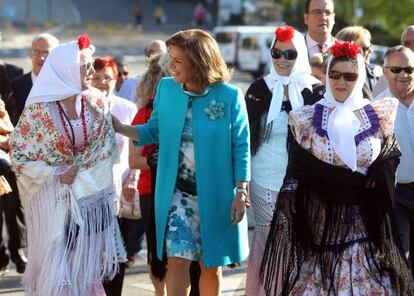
318,43,324,53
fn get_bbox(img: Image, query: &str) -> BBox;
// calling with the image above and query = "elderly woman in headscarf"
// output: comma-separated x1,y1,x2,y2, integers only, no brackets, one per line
9,35,126,296
244,25,324,295
262,41,414,295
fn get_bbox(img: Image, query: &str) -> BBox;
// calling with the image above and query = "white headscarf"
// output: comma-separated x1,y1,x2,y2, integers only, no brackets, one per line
25,40,96,116
264,27,319,124
319,45,369,171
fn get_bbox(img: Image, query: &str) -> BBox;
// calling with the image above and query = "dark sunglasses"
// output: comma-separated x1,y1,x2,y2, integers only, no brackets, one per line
81,60,95,72
386,66,414,74
118,71,129,77
270,48,298,60
328,70,358,81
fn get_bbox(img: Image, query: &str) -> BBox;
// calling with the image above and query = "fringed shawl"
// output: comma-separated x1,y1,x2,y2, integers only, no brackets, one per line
9,95,126,296
262,135,414,296
245,78,325,155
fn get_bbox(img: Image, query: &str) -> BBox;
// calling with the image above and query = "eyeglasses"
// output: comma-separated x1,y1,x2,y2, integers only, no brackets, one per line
385,66,414,74
308,9,334,17
328,70,358,81
31,49,49,57
92,76,114,84
80,60,95,73
270,48,298,60
118,71,129,77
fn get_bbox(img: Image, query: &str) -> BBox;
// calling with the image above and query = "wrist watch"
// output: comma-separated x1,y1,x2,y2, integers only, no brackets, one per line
236,187,248,196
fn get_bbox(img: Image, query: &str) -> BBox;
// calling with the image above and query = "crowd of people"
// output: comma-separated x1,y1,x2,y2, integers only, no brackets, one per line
0,0,413,295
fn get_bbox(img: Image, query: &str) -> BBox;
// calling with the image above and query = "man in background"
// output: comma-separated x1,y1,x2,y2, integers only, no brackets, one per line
304,0,335,57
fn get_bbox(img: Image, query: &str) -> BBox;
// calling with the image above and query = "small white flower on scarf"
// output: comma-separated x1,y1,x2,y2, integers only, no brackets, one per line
204,100,225,120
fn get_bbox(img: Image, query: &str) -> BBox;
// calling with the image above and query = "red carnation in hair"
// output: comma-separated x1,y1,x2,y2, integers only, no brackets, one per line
275,25,295,42
78,34,91,50
330,41,361,59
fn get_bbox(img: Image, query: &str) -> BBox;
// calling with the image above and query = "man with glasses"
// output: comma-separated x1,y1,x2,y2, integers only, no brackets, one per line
304,0,335,57
375,45,414,272
7,33,59,126
114,57,129,94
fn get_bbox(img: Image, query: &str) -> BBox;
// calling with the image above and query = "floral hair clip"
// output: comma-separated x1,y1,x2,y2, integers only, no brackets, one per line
78,34,91,50
275,25,295,42
330,41,361,59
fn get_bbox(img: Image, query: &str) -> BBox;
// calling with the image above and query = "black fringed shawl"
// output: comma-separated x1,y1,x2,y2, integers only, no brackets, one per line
261,135,414,296
245,78,325,155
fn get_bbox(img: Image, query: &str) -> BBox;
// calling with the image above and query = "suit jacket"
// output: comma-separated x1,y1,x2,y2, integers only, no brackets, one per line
134,77,250,267
0,61,23,103
7,73,32,126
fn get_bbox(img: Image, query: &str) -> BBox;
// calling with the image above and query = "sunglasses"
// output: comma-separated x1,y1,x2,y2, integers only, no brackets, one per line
386,66,414,74
80,60,95,72
328,70,359,81
270,48,298,60
118,71,129,77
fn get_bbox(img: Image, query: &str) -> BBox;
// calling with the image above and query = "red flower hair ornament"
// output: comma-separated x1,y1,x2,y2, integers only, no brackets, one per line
275,25,295,42
78,34,91,50
330,41,361,59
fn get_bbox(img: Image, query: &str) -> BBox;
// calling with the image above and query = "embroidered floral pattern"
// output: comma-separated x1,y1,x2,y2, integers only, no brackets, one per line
10,96,115,176
165,107,202,260
204,99,225,120
295,98,397,174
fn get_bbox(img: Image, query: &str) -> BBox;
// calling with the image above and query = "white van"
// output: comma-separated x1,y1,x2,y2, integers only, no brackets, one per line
237,27,275,77
212,26,244,67
213,26,275,77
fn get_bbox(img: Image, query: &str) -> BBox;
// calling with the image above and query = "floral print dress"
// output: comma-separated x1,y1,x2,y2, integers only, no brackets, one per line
165,104,202,260
287,98,398,295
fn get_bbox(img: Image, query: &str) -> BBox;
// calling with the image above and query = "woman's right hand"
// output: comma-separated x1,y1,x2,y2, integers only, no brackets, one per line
59,166,78,185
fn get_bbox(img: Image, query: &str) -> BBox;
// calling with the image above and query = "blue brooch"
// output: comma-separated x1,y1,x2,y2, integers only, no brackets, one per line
204,100,225,120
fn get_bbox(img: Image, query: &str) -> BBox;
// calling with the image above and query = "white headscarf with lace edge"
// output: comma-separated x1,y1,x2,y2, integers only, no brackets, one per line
318,51,369,171
264,27,320,124
25,41,98,116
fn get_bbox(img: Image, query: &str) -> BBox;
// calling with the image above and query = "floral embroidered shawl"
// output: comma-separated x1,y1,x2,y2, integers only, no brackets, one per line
9,94,126,296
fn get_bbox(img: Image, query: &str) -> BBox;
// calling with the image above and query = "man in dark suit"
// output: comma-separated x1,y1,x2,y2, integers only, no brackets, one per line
7,33,59,125
0,33,58,274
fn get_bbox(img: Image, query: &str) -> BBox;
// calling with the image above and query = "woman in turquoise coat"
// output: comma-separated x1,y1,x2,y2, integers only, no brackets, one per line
113,29,251,295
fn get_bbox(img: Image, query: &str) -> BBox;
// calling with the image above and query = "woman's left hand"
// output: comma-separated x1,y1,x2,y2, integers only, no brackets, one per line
231,192,247,224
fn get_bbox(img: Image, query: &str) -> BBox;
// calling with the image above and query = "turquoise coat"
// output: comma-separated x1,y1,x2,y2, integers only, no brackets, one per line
134,77,250,267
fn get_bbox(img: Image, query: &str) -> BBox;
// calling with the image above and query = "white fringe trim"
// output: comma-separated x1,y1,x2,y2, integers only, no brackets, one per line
22,174,126,296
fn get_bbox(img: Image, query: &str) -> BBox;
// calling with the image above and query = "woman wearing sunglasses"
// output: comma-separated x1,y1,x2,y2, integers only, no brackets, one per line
244,25,324,295
262,41,414,295
9,36,126,295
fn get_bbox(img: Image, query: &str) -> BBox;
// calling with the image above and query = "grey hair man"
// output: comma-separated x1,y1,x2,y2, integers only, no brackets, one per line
375,45,414,269
7,33,59,125
304,0,336,57
401,25,414,51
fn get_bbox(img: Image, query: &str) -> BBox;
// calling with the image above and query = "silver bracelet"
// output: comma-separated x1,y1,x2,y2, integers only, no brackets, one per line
236,187,248,196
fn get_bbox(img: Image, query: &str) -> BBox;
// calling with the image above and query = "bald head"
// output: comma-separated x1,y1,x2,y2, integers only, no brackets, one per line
30,33,59,75
401,25,414,51
145,39,167,58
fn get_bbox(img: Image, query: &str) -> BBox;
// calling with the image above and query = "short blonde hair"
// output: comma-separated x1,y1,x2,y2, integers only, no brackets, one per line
166,29,231,86
335,26,371,46
136,53,163,108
